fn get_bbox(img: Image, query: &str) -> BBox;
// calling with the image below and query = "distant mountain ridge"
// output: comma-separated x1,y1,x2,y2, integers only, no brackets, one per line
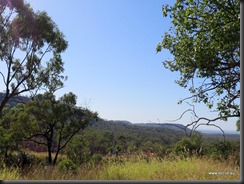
0,93,240,140
134,122,192,132
90,119,240,141
104,120,192,133
199,129,240,135
0,92,31,108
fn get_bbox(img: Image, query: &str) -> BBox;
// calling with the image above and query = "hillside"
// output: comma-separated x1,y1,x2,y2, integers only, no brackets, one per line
0,92,31,108
88,119,240,141
1,93,239,144
88,119,188,145
135,122,192,133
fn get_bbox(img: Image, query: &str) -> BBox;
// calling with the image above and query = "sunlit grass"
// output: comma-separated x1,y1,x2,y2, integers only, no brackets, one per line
23,149,66,160
1,155,240,180
0,164,20,180
101,156,240,180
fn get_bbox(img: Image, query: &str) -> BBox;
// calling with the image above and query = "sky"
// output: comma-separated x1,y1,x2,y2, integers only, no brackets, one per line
7,0,240,132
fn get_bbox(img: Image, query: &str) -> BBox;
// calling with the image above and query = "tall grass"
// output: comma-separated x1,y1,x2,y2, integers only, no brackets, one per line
1,156,240,180
101,156,240,180
0,164,20,180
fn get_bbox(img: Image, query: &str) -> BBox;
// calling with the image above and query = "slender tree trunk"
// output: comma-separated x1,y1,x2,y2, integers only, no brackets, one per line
4,148,9,166
53,148,60,166
47,127,55,165
47,141,52,165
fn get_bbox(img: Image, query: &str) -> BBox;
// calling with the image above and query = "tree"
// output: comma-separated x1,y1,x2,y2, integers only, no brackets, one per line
65,135,91,165
156,0,240,130
174,133,203,157
10,92,98,165
0,0,68,113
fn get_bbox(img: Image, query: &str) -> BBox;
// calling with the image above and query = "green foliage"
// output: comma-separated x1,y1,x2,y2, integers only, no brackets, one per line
0,0,68,113
236,119,240,131
7,92,98,165
57,158,77,172
141,140,165,157
208,141,233,161
90,154,103,165
157,0,240,118
64,119,239,162
0,105,21,165
65,135,91,165
85,120,186,154
174,134,203,158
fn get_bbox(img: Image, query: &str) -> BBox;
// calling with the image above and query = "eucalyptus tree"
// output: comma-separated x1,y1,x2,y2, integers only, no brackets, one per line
11,92,98,165
156,0,240,131
0,0,68,113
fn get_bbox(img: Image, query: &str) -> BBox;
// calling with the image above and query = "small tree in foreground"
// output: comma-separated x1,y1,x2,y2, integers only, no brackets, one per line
9,92,98,165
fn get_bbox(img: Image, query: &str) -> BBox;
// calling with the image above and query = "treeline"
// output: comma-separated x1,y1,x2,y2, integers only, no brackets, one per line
62,120,240,165
0,107,240,172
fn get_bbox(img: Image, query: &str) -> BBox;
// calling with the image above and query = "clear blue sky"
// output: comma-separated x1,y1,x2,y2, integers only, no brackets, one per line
24,0,238,132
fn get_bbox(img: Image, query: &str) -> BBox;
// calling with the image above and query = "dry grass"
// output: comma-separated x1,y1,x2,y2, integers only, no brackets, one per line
0,164,20,180
1,155,240,181
23,149,67,160
101,156,240,180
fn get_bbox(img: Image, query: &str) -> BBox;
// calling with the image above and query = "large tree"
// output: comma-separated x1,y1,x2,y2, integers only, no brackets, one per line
0,0,68,113
7,92,98,166
156,0,240,131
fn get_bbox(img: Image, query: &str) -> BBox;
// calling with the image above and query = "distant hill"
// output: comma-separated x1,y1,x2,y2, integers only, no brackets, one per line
101,121,192,133
201,132,240,141
91,120,192,134
0,92,31,108
199,129,240,134
0,93,239,142
90,119,240,141
135,122,192,133
87,118,188,146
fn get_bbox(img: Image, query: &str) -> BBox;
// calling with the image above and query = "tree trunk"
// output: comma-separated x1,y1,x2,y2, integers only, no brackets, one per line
0,93,10,114
47,141,52,165
53,148,60,166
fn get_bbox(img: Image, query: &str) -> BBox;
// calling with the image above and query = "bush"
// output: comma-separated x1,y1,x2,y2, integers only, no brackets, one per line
90,154,102,165
65,135,91,165
173,134,203,158
209,141,232,161
57,158,78,172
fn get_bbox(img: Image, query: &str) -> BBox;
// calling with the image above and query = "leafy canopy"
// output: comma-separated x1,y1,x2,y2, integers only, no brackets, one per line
7,92,98,165
0,0,68,113
157,0,240,119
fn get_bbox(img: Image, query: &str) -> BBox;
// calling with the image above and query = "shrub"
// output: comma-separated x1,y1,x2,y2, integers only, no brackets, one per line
209,141,233,161
90,154,102,165
65,135,91,165
57,158,78,172
173,134,203,158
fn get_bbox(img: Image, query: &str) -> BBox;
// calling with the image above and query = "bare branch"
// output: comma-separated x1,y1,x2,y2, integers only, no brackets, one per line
161,102,239,140
167,108,194,122
193,123,226,141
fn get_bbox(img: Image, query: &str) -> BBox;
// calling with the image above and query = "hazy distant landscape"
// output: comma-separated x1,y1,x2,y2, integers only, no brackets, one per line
0,93,240,180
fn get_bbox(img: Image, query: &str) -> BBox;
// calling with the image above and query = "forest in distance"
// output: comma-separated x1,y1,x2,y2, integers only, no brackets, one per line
0,93,240,180
0,0,240,181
